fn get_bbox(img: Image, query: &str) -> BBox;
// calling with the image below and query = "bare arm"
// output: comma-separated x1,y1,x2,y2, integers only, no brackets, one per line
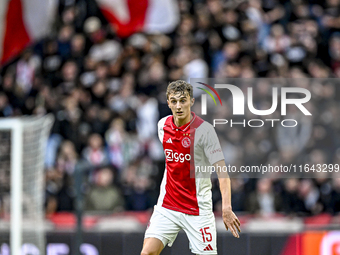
214,159,241,238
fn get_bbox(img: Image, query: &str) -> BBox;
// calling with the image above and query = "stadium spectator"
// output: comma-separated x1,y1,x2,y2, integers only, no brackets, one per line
329,178,340,214
121,159,157,211
0,93,12,117
82,133,109,167
85,167,124,212
56,140,78,175
246,178,282,216
105,117,142,171
281,178,305,216
298,179,322,215
230,179,247,212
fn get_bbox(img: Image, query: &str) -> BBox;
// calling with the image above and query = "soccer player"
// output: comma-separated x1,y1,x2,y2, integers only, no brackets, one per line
141,80,241,255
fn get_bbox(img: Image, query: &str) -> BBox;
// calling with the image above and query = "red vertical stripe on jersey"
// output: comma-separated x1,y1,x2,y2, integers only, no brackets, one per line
1,0,30,64
162,116,199,215
100,0,149,38
161,114,204,215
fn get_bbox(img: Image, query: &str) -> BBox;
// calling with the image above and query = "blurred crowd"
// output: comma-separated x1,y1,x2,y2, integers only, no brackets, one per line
1,0,340,217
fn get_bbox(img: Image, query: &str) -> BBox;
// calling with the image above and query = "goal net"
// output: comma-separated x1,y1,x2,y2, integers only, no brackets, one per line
0,114,54,255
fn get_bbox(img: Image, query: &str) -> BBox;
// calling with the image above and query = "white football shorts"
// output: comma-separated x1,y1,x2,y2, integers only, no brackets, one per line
144,205,217,255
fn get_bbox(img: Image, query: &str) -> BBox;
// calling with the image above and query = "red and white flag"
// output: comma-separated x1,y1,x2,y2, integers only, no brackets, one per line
97,0,179,38
0,0,57,65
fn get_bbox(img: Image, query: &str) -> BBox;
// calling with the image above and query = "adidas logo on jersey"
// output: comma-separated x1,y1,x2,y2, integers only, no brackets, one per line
166,138,173,143
203,244,213,251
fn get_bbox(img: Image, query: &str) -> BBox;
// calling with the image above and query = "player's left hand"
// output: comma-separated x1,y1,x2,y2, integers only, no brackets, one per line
222,209,241,238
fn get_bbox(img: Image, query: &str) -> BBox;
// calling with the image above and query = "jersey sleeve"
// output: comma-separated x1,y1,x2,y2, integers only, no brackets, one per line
157,116,168,143
201,122,225,165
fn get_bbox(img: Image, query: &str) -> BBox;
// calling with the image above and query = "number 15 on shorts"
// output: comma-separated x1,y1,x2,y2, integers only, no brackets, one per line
199,227,212,242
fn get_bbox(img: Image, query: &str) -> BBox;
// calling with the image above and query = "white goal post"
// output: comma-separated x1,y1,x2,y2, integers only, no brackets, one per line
0,114,54,255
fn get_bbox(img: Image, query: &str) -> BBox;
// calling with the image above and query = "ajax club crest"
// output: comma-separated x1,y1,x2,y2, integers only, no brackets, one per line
182,137,191,148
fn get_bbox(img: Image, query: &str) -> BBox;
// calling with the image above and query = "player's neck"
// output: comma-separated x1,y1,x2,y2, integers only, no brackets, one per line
174,113,193,127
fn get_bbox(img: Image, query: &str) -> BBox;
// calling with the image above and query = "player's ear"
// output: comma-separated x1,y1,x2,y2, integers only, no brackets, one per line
167,100,170,108
190,98,195,107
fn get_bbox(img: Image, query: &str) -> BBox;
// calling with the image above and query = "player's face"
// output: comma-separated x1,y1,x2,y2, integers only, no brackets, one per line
167,92,194,123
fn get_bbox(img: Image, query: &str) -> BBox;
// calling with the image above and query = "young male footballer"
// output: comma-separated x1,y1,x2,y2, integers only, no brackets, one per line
141,80,241,255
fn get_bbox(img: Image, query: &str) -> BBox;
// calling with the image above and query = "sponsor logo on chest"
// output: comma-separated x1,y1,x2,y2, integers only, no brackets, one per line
164,149,191,163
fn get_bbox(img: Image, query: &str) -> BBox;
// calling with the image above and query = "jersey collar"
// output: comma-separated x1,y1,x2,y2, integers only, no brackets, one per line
170,112,197,132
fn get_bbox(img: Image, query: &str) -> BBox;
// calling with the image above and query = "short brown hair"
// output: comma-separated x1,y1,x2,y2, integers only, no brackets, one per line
166,80,193,99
